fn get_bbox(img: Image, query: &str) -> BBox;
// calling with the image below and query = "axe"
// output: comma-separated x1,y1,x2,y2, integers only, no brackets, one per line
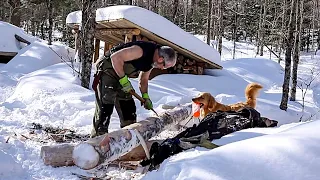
129,90,159,117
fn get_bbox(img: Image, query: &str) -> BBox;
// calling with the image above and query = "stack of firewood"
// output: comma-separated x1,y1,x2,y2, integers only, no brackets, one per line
172,54,205,75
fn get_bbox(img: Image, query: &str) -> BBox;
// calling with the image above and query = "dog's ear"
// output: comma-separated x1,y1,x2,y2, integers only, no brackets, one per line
207,95,215,109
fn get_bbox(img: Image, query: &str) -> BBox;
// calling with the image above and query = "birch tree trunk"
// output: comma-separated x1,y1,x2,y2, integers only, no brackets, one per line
290,0,304,101
80,0,96,89
280,0,297,111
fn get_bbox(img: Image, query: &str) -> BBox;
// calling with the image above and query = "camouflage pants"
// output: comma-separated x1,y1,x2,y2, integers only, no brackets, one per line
91,68,137,138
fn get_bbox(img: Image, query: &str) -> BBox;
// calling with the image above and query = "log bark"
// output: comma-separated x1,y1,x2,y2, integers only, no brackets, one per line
72,103,192,170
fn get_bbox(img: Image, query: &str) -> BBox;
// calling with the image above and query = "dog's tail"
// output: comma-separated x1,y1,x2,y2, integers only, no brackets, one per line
245,82,263,107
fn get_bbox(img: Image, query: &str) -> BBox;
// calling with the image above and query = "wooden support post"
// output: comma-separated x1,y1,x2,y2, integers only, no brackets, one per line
72,29,80,54
93,39,100,63
103,41,109,55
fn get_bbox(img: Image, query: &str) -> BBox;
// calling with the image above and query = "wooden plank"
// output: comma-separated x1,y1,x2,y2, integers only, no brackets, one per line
0,52,17,56
97,28,140,36
96,19,134,29
95,31,124,43
95,33,119,45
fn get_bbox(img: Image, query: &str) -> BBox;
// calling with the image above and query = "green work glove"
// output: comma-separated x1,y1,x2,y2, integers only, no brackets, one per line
119,75,133,93
142,93,153,110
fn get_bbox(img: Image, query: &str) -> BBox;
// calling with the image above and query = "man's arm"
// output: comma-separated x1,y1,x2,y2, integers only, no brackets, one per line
110,45,143,78
138,69,152,94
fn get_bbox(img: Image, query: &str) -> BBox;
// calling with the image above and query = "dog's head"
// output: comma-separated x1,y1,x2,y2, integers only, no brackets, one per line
192,92,216,109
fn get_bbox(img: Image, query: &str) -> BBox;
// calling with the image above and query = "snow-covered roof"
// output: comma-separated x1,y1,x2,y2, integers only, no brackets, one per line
0,21,37,54
66,5,222,68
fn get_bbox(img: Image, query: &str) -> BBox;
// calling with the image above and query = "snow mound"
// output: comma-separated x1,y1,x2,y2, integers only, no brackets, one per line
0,21,38,53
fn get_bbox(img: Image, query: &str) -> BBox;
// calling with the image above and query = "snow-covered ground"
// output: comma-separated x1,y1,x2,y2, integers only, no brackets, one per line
1,18,320,180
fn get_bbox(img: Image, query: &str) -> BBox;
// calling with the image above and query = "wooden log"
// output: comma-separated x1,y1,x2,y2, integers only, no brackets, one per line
183,65,195,71
40,143,75,167
197,66,204,75
72,103,192,170
141,36,149,41
135,35,142,41
39,139,163,167
177,54,184,62
186,59,194,66
176,64,183,73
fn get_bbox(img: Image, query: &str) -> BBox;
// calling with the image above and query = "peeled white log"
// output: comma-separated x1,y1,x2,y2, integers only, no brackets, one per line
72,103,192,170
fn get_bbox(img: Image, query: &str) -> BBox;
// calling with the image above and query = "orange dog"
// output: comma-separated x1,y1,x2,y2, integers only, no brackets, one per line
192,83,263,118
